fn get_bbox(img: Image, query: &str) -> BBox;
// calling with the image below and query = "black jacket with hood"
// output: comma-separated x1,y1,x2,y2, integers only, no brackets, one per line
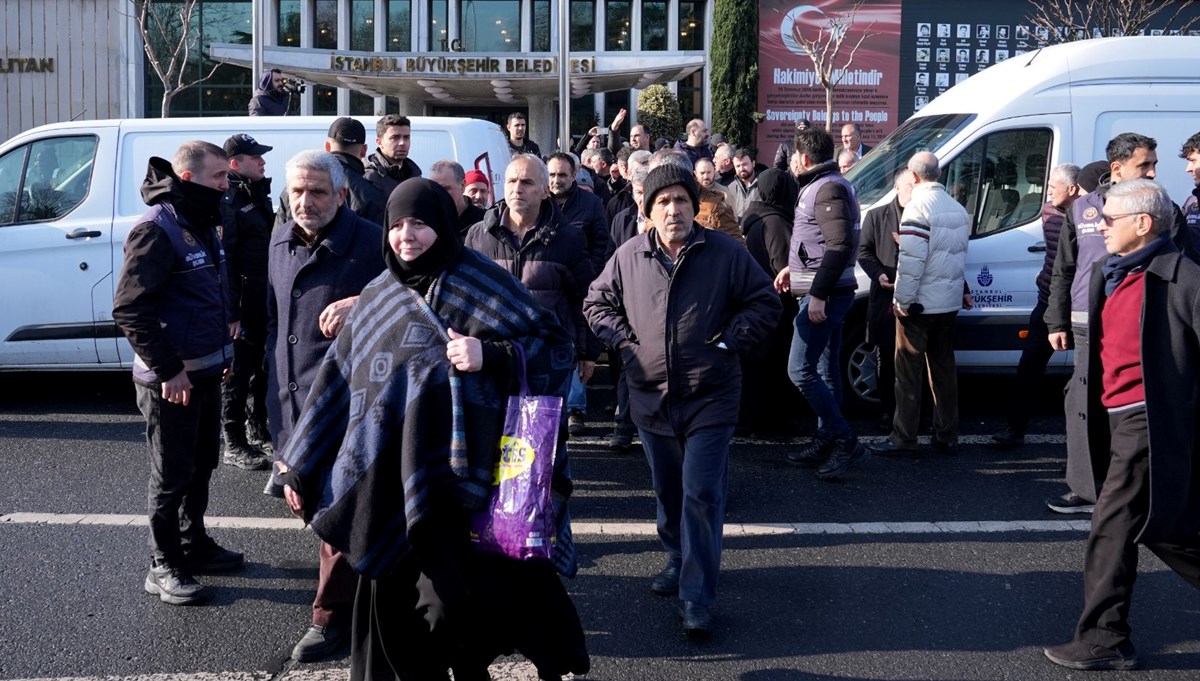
248,71,289,116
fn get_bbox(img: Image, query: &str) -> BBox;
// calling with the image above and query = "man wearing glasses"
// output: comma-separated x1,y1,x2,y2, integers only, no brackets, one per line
1045,179,1200,671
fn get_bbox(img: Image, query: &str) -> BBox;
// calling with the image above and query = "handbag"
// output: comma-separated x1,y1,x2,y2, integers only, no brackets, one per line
469,343,562,561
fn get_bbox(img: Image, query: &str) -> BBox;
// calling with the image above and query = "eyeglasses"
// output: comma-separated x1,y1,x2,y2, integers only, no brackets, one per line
1101,212,1145,226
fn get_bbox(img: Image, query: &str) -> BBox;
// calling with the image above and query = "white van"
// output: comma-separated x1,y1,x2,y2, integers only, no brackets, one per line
842,36,1200,408
0,115,510,370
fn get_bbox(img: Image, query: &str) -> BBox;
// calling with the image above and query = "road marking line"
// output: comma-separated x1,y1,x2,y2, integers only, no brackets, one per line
569,433,1067,447
0,513,1091,536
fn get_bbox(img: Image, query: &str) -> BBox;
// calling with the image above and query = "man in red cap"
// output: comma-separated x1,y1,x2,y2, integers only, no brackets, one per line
463,169,491,210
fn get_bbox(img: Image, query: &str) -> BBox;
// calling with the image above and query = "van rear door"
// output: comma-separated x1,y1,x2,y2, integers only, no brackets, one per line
0,133,112,368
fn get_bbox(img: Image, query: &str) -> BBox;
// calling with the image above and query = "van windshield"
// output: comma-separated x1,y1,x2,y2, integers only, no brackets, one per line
845,113,975,207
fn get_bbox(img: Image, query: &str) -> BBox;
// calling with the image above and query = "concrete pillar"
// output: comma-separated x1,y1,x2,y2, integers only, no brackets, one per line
527,96,557,153
394,93,421,116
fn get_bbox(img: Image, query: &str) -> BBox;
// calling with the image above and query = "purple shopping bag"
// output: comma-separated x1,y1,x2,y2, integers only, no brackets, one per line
469,345,562,560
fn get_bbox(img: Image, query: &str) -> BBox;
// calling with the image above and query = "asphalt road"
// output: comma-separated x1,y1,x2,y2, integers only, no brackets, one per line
1,371,1197,680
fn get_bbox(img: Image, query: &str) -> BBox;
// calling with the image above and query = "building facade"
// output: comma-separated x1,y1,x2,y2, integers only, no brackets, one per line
1,0,713,146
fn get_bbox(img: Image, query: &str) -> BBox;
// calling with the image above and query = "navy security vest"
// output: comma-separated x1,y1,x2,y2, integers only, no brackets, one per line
790,172,861,293
132,202,233,383
1069,191,1107,324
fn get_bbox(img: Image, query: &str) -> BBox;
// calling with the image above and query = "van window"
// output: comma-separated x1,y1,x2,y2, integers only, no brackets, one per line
0,136,98,226
939,128,1052,237
845,113,975,207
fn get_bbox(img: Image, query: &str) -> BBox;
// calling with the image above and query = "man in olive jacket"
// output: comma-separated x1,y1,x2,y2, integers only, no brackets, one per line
1044,180,1200,671
584,165,779,638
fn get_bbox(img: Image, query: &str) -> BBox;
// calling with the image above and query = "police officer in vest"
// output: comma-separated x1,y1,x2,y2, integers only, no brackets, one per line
219,134,276,470
114,141,244,606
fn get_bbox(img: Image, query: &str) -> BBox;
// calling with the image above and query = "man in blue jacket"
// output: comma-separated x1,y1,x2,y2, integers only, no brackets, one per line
114,141,242,606
248,69,290,116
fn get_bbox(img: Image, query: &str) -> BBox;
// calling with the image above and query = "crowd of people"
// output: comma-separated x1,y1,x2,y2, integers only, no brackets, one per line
110,109,1200,677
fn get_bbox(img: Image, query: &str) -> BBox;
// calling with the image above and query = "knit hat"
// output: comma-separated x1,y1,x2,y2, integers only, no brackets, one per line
574,167,594,189
1076,160,1111,193
641,164,700,218
463,169,489,187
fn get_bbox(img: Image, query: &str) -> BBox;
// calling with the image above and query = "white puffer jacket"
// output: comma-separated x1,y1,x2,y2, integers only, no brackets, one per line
894,182,970,314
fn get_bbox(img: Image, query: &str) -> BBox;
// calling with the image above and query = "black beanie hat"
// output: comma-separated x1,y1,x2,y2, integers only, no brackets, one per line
641,164,701,218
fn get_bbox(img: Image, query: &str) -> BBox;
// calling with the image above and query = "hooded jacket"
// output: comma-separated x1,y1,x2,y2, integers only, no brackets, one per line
742,168,796,280
365,150,423,199
248,71,289,116
464,198,598,361
113,158,233,386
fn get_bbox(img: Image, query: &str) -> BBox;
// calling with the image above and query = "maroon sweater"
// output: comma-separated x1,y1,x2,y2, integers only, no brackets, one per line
1099,271,1146,409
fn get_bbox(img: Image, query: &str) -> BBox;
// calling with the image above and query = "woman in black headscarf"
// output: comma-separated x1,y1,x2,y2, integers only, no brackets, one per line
279,179,589,680
740,168,805,437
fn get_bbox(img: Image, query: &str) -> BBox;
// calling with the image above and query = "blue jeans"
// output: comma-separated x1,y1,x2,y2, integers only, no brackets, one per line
638,424,735,606
567,367,586,414
787,292,855,442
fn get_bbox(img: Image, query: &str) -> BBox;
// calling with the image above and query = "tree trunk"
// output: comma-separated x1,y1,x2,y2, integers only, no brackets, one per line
826,87,835,133
161,91,173,118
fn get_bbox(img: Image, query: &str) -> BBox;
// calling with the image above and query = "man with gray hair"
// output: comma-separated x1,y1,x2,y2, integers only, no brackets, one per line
1045,179,1200,671
114,140,241,606
993,163,1081,447
608,149,651,221
429,159,484,235
268,149,385,662
873,151,972,457
713,143,736,186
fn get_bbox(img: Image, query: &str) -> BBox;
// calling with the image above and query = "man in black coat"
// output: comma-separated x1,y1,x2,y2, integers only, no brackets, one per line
857,169,914,429
365,114,422,199
430,159,485,236
248,69,290,116
584,165,779,637
1045,179,1200,671
219,134,277,470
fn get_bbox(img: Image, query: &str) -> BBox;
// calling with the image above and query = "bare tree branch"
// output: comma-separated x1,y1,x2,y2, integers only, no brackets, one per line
1026,0,1199,45
788,0,882,131
129,0,225,117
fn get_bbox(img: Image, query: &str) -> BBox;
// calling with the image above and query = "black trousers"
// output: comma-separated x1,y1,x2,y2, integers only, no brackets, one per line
1064,324,1098,501
1004,300,1055,434
221,278,269,436
136,375,222,565
1073,407,1200,648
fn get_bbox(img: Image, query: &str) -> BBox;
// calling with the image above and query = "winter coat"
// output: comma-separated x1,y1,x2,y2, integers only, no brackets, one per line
858,197,901,344
1036,201,1065,306
273,152,387,231
364,150,422,200
584,226,781,436
508,138,542,157
742,169,796,280
266,206,385,452
465,198,598,361
248,71,289,116
556,184,613,276
696,185,744,246
113,158,233,386
895,181,970,314
1083,246,1200,543
221,172,274,329
673,141,713,167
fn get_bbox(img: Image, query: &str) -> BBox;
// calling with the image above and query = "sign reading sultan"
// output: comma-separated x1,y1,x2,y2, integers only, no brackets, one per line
331,54,596,76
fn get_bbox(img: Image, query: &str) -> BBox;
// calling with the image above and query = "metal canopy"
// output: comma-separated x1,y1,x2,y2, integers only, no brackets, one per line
210,44,705,104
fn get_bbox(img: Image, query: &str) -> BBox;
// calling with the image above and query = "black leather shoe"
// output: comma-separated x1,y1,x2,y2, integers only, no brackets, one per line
679,601,713,638
870,440,919,457
931,440,958,456
786,438,834,467
291,624,348,662
1044,639,1138,670
989,428,1025,448
650,565,680,596
184,538,244,572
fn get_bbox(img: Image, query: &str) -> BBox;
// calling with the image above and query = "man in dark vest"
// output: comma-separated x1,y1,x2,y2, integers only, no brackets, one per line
114,141,242,606
219,133,276,471
775,126,868,480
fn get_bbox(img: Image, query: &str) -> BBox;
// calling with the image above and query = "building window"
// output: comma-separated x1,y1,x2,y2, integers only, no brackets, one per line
315,0,337,50
143,0,255,118
314,84,338,114
678,1,705,50
570,1,595,51
532,0,550,51
430,0,448,51
642,1,667,51
278,0,300,46
461,1,521,52
352,0,376,51
351,91,377,115
388,1,412,51
570,95,596,147
605,90,631,135
679,69,704,123
606,1,631,51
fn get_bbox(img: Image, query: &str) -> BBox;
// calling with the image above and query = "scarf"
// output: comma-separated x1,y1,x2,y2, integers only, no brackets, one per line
383,178,464,295
279,249,576,579
1102,232,1170,295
